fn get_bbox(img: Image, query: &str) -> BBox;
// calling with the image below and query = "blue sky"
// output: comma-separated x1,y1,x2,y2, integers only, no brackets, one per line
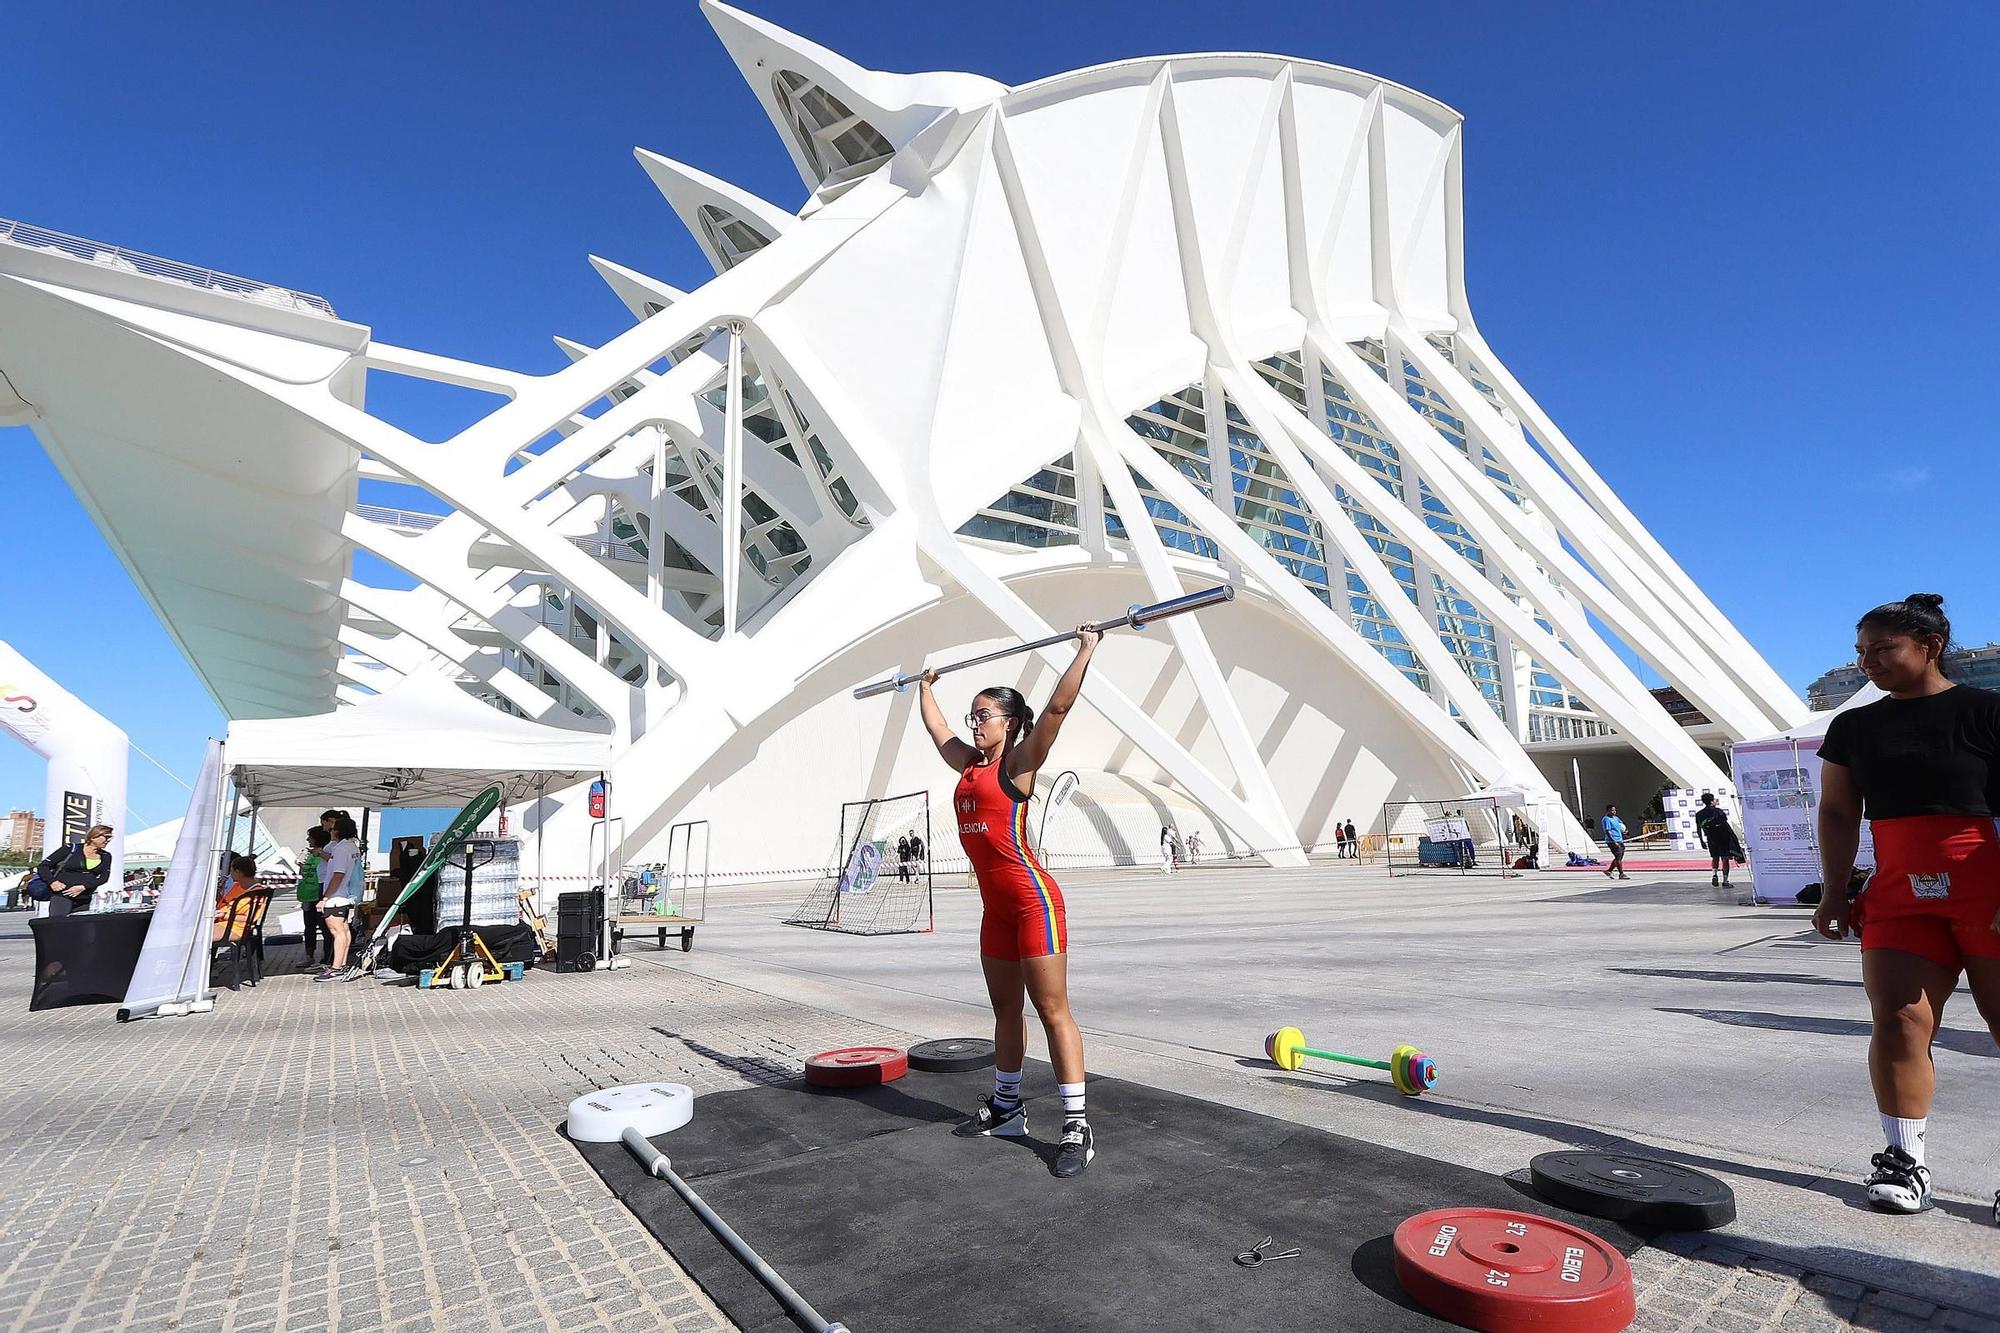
3,1,1995,830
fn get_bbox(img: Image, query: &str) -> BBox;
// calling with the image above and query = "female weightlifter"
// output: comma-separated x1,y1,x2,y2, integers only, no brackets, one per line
917,625,1100,1178
1814,594,2000,1219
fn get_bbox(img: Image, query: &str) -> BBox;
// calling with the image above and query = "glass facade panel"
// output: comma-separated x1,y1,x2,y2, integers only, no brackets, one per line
772,70,895,183
957,453,1083,550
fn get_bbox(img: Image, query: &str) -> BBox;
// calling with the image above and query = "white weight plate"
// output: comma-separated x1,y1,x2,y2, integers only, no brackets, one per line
566,1081,695,1143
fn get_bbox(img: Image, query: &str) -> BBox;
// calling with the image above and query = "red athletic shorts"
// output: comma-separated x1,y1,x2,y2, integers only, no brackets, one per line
1854,815,2000,970
978,884,1067,961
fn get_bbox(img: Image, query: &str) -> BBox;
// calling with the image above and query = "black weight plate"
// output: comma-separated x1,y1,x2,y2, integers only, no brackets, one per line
907,1037,997,1073
1529,1150,1736,1230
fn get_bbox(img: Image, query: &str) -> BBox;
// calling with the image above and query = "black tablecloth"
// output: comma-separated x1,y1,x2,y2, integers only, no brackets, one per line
30,911,153,1011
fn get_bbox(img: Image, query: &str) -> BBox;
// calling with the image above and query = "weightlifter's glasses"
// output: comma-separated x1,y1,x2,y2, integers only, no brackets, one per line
965,709,1006,728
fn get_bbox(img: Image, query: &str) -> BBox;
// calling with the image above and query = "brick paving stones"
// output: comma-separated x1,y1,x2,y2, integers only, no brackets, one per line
0,920,907,1333
2,907,1994,1331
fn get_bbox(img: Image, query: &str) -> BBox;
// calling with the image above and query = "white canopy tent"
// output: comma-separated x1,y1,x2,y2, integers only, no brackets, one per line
125,681,616,1022
221,677,614,979
1444,781,1575,859
224,674,611,808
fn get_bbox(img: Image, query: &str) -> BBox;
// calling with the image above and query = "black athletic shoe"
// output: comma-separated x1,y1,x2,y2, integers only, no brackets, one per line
1053,1118,1095,1178
1711,874,1720,887
1990,1189,1997,1227
955,1096,1027,1138
1864,1146,1933,1214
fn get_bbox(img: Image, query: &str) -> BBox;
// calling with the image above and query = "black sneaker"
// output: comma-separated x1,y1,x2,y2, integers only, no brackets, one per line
955,1096,1027,1138
1990,1189,1997,1227
1711,874,1719,887
1054,1118,1095,1178
1864,1146,1933,1214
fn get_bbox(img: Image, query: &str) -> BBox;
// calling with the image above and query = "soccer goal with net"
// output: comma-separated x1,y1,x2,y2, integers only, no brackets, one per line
783,790,935,935
1375,797,1524,877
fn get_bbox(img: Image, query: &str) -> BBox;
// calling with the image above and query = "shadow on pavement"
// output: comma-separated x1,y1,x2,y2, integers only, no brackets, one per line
1261,1072,1998,1228
1613,966,1863,990
1657,1007,1997,1060
657,1028,801,1084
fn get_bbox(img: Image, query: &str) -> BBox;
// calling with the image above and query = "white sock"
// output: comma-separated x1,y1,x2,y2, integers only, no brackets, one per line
1059,1081,1086,1121
993,1068,1022,1108
1881,1114,1927,1165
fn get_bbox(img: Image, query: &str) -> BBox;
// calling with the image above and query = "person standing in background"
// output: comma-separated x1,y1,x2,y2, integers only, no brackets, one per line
1159,826,1177,875
316,813,360,981
40,825,115,917
1694,794,1745,888
1601,805,1629,880
1343,819,1360,860
1334,821,1350,859
296,826,330,969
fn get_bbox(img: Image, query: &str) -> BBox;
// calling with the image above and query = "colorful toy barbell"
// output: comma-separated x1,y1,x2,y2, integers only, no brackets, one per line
1264,1026,1438,1096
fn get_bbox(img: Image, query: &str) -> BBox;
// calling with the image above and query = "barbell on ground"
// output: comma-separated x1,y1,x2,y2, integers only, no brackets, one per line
568,1084,850,1333
852,584,1236,699
1264,1026,1438,1096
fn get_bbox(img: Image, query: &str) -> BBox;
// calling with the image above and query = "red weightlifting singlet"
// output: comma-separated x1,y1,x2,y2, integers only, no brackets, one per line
954,759,1067,960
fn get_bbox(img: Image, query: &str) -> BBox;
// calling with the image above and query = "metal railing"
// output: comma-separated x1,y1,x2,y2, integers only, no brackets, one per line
0,216,337,319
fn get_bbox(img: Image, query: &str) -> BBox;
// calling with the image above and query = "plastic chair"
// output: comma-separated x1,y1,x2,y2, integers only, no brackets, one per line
211,889,274,991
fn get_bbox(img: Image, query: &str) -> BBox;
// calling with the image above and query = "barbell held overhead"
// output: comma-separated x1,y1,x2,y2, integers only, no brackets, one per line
852,584,1237,699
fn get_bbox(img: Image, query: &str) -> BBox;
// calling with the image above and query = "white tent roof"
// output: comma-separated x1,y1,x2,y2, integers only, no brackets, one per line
224,675,611,807
1736,682,1887,745
1446,784,1541,808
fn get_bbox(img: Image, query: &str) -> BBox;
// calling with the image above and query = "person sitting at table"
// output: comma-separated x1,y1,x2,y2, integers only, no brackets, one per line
39,825,115,917
213,855,261,942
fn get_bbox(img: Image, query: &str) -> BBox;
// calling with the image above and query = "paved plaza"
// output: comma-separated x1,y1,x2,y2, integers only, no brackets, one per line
4,856,1997,1332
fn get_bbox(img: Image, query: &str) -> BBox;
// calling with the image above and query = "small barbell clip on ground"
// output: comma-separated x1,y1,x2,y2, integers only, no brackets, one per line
1234,1236,1303,1268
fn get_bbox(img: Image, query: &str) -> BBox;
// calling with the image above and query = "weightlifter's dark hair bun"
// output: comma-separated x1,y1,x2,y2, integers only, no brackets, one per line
974,685,1035,745
1858,593,1953,657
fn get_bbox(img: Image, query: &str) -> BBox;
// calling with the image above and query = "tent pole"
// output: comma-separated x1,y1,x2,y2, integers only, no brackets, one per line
220,788,242,884
536,775,547,916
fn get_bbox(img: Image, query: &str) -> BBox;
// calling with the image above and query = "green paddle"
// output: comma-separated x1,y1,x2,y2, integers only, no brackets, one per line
354,783,503,972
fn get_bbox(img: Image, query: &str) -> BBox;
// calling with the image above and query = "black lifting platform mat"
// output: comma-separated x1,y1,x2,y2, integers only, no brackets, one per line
569,1065,1643,1333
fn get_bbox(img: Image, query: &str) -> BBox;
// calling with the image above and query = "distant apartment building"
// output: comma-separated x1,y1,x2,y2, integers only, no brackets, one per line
1806,642,2000,710
1,809,45,854
1648,685,1711,728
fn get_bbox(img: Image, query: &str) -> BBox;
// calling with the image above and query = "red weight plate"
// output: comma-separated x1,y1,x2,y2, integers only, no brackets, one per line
804,1045,910,1088
1393,1208,1634,1333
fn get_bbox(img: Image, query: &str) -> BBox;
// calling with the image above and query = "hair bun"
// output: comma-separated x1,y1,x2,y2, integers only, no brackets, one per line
1905,592,1945,610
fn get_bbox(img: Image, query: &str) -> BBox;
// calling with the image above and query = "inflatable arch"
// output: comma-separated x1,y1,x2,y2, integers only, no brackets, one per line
0,639,127,885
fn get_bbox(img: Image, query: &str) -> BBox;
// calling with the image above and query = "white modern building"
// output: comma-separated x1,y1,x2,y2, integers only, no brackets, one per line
0,3,1807,884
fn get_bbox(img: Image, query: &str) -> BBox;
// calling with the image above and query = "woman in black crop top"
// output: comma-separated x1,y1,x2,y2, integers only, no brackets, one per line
1813,593,2000,1221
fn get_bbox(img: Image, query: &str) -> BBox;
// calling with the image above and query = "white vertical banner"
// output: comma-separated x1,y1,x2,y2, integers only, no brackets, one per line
119,740,225,1020
1730,736,1874,908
